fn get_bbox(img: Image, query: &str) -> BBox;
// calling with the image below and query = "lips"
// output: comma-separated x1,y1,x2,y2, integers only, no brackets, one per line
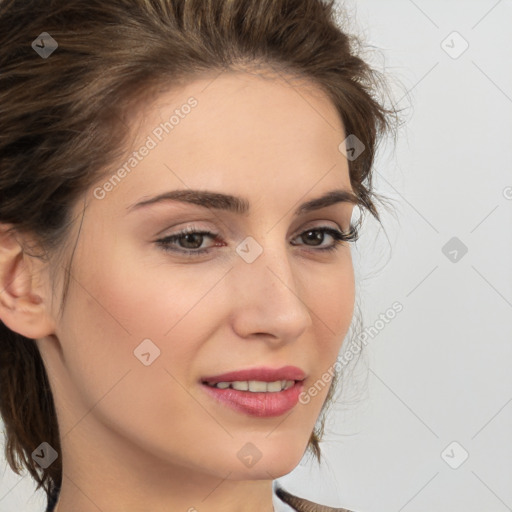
200,365,307,385
199,366,307,417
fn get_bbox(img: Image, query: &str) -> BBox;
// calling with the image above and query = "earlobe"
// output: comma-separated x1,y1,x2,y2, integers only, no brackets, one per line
0,223,56,339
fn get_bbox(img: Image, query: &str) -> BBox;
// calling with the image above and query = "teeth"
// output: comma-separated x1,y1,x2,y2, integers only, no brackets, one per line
207,380,295,392
231,381,248,391
249,380,268,392
266,380,283,392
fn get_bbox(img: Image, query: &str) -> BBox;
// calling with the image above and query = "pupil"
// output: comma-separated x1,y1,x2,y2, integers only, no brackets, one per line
182,234,202,249
304,230,322,246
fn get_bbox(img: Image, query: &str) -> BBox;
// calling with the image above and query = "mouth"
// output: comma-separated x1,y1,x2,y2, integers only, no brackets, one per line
202,379,298,392
199,366,307,417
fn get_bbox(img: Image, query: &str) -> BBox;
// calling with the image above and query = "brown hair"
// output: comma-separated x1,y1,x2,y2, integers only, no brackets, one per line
0,0,399,509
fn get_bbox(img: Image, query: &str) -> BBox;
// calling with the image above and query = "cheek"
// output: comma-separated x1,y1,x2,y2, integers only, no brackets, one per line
74,239,221,337
310,256,355,350
302,258,355,404
59,243,230,393
55,248,229,456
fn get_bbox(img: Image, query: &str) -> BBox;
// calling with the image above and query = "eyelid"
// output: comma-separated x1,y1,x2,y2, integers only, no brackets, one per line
155,219,345,242
148,202,355,237
300,219,343,232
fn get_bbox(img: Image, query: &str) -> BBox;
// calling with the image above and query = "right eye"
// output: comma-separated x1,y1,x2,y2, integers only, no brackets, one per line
155,227,222,256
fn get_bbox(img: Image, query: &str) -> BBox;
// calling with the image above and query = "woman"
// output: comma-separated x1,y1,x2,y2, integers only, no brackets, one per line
0,0,398,510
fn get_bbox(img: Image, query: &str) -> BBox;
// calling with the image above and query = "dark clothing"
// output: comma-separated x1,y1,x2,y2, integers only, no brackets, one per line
275,485,354,511
45,485,59,512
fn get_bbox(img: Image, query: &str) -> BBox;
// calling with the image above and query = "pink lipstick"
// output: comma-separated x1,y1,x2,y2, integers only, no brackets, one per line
200,366,306,417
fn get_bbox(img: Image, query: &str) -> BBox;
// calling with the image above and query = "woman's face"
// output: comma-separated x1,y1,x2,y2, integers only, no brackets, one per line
39,70,356,488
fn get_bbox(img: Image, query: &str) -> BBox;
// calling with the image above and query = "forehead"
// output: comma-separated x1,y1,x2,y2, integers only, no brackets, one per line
132,69,346,156
86,70,352,214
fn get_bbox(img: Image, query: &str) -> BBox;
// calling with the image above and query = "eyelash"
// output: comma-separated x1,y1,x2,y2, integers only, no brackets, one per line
154,225,359,257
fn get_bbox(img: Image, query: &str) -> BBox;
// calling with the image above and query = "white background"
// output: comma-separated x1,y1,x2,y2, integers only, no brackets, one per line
1,1,512,511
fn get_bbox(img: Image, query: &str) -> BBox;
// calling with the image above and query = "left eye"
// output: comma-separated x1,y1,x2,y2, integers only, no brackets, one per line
155,225,358,257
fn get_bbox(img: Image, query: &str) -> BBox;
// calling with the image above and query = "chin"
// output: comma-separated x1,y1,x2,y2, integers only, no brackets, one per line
214,435,309,480
226,458,301,481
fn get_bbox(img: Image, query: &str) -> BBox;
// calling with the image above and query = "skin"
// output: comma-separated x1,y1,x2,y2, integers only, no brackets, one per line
0,69,356,512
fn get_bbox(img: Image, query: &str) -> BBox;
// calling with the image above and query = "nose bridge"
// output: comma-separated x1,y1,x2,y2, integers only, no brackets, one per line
229,232,313,338
236,232,296,294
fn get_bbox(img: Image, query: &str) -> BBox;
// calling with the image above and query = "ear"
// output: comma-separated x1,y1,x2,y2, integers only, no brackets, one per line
0,223,56,339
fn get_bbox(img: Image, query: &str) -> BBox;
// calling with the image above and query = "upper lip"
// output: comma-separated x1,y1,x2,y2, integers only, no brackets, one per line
201,365,307,384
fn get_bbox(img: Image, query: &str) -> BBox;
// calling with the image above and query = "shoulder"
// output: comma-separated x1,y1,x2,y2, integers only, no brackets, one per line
274,485,356,512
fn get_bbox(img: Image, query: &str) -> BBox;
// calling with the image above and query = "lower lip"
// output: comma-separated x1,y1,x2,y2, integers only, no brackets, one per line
201,381,304,417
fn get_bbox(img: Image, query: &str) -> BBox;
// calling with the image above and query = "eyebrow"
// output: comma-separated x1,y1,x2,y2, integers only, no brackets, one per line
126,188,359,216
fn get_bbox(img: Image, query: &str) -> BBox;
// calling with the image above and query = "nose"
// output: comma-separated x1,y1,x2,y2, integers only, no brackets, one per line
228,237,313,343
